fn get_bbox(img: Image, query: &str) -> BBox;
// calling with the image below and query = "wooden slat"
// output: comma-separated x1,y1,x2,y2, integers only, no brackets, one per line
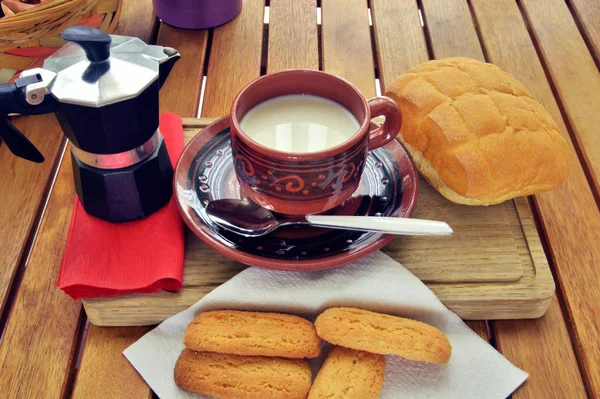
0,153,81,399
0,114,63,315
371,0,429,89
268,0,318,72
115,0,156,43
421,0,484,61
520,0,600,195
202,0,266,117
473,0,600,396
71,326,152,399
321,0,376,97
64,2,159,399
494,299,586,398
569,0,600,64
467,320,489,341
156,24,209,118
157,24,209,117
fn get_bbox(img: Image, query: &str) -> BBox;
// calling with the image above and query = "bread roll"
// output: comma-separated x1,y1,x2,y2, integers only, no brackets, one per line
385,57,570,205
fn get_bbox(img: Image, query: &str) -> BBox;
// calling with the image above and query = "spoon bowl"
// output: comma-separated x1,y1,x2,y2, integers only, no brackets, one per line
205,199,290,236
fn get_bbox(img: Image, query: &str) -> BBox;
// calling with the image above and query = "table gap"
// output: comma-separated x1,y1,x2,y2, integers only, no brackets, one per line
201,28,214,78
317,8,323,71
73,319,90,371
261,24,269,76
317,4,322,69
0,138,67,344
487,318,499,351
260,4,269,75
197,27,214,117
466,0,490,62
564,0,600,72
366,4,380,81
415,0,435,60
368,8,380,80
61,311,88,399
515,0,600,208
197,76,208,118
527,198,558,289
149,16,161,45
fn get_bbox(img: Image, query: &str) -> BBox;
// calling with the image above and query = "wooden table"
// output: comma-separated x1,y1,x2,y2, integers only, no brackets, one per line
1,0,599,397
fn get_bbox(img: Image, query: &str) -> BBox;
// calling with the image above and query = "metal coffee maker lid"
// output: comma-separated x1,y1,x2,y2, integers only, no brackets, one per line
0,26,181,222
36,28,179,107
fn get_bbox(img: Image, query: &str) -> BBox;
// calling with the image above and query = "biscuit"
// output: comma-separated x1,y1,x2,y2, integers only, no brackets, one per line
184,310,322,358
174,349,312,399
308,346,385,399
314,307,451,364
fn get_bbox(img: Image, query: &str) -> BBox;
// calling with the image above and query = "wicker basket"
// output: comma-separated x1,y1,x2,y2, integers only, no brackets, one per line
0,0,121,83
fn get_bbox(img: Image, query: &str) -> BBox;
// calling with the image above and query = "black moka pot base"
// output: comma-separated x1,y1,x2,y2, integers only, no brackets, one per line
72,140,174,222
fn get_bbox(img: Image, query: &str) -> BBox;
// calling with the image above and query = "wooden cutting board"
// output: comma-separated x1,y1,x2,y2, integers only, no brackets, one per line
83,118,554,326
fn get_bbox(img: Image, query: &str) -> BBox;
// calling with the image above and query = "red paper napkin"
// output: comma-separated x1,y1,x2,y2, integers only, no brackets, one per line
57,113,185,299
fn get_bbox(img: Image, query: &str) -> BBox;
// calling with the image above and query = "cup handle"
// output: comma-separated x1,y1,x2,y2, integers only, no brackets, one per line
366,96,402,150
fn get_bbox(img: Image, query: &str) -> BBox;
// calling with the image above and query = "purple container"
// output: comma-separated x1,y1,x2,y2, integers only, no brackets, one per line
153,0,243,29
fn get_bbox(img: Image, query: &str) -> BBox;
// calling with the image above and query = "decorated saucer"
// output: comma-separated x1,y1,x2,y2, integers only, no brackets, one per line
175,117,418,271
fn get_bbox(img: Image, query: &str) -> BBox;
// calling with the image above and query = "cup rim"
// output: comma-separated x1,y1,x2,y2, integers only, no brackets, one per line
230,69,371,160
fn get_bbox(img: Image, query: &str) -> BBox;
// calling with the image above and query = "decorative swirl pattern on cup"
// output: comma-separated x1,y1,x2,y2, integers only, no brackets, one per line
235,154,255,177
269,175,305,193
321,162,356,190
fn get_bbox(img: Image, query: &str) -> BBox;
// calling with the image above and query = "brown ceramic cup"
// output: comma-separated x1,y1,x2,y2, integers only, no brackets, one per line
230,69,402,215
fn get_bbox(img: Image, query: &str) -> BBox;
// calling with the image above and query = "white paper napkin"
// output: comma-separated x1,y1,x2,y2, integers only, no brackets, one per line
124,251,527,399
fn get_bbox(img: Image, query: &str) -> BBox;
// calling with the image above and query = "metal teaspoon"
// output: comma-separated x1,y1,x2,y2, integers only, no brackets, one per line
205,199,453,237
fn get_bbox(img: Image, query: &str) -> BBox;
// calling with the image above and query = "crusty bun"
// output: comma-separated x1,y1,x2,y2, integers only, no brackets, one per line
385,57,570,205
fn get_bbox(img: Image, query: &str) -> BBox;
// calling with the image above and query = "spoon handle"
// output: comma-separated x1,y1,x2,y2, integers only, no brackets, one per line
305,215,453,236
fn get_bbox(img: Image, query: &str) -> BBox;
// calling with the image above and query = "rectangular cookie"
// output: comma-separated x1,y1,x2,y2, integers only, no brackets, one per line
184,310,322,358
314,307,452,364
174,349,311,399
308,346,385,399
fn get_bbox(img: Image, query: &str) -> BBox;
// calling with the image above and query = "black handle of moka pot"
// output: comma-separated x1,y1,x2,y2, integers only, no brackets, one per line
62,26,111,62
0,74,58,163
